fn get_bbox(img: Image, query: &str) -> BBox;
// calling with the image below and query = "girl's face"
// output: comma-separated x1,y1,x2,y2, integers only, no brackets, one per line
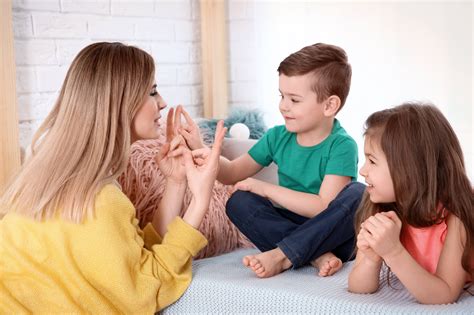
132,83,167,142
359,136,396,203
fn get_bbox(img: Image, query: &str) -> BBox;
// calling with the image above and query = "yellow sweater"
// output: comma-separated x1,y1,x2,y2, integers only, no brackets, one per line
0,184,207,314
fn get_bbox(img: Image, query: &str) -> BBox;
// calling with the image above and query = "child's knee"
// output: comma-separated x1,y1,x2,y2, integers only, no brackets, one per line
346,181,366,196
225,190,254,219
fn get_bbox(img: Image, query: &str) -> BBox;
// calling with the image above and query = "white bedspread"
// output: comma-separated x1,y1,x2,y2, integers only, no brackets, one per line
163,249,473,314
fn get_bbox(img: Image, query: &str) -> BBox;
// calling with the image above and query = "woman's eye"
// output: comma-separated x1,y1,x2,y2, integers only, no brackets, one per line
291,99,299,103
150,88,158,96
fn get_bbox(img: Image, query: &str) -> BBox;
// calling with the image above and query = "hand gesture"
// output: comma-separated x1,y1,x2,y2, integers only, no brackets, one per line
155,107,186,183
183,120,226,207
357,226,383,265
232,178,266,197
175,105,206,150
361,211,403,259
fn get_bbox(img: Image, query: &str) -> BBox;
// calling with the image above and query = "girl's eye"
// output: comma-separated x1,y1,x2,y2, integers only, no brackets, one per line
291,99,299,103
369,158,375,165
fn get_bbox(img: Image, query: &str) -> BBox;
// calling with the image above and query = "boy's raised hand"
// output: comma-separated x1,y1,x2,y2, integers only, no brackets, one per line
176,105,206,150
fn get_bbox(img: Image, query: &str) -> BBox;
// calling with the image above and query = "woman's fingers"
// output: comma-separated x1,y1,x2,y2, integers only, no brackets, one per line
174,105,183,133
156,142,170,162
183,148,195,172
191,148,210,159
179,127,192,141
166,107,175,142
169,135,184,151
180,106,196,126
209,120,226,162
167,146,187,158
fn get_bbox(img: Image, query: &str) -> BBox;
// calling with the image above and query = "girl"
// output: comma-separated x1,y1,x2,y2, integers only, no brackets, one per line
0,42,226,313
348,102,473,304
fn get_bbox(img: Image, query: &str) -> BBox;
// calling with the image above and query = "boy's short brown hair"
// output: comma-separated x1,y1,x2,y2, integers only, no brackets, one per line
277,43,352,111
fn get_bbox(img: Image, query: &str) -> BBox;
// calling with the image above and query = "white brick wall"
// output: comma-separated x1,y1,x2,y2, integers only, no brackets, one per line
226,0,258,111
13,0,203,150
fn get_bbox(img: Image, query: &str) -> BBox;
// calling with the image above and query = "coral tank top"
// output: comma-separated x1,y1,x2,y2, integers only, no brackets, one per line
400,213,447,274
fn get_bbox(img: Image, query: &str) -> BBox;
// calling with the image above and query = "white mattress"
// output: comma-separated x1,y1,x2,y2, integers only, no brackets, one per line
163,249,473,314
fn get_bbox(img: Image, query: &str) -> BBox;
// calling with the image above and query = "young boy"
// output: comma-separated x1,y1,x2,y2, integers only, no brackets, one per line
179,43,365,278
220,43,364,278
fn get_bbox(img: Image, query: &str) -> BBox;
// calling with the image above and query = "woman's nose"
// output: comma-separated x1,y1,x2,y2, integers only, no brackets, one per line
159,99,167,110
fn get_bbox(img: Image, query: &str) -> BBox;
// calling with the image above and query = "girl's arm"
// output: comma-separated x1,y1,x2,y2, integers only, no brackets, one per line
348,247,383,294
233,174,350,217
366,212,468,304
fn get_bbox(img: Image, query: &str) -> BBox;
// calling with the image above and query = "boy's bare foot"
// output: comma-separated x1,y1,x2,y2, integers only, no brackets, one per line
242,248,292,278
311,252,343,277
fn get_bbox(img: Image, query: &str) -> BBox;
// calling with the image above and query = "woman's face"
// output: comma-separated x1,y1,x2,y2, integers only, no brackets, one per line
131,83,167,142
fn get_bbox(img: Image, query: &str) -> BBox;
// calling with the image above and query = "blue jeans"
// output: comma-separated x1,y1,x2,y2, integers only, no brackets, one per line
226,182,365,268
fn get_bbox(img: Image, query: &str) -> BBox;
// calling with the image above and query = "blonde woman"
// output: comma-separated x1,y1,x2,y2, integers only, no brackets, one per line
0,42,225,313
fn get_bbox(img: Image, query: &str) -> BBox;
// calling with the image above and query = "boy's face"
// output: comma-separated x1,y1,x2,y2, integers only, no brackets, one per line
278,73,326,135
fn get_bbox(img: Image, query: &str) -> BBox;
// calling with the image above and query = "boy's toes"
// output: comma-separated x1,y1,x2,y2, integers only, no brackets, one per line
249,257,260,268
242,256,252,267
255,265,266,276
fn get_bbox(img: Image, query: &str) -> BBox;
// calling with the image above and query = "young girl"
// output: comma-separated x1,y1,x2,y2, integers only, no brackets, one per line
0,42,226,313
348,103,473,304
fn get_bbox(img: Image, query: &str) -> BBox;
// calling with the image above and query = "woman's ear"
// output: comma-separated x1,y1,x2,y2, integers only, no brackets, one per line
324,95,341,116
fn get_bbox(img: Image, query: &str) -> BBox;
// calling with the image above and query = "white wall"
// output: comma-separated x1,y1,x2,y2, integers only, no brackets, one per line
13,0,203,151
227,0,473,181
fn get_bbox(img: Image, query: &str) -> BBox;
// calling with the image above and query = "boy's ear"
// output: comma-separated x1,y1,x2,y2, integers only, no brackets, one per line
324,95,341,116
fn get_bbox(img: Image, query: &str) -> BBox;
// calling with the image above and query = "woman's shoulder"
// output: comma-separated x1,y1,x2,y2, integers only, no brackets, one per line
94,184,135,217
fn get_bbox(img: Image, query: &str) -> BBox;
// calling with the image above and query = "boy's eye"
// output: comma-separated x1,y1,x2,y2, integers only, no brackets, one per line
291,99,299,103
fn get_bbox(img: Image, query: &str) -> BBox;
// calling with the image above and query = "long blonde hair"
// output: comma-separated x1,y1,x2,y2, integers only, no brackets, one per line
354,103,473,279
1,42,155,222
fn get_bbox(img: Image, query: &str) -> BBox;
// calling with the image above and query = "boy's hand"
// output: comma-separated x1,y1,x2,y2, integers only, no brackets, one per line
232,178,266,197
176,105,206,150
361,211,404,260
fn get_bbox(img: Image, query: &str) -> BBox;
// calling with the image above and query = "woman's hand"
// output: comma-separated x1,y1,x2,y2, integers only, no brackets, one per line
155,107,187,183
183,120,226,208
176,105,206,150
361,211,404,260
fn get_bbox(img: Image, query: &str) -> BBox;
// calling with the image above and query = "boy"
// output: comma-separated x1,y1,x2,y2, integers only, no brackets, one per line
178,43,364,278
219,43,364,278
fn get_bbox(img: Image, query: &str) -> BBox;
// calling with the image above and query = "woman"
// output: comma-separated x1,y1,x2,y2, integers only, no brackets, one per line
0,42,225,313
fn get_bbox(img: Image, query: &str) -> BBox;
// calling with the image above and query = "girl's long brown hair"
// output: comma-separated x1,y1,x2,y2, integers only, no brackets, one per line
354,102,473,278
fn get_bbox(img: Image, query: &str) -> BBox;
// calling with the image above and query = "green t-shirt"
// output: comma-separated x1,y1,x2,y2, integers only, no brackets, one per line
248,119,358,194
